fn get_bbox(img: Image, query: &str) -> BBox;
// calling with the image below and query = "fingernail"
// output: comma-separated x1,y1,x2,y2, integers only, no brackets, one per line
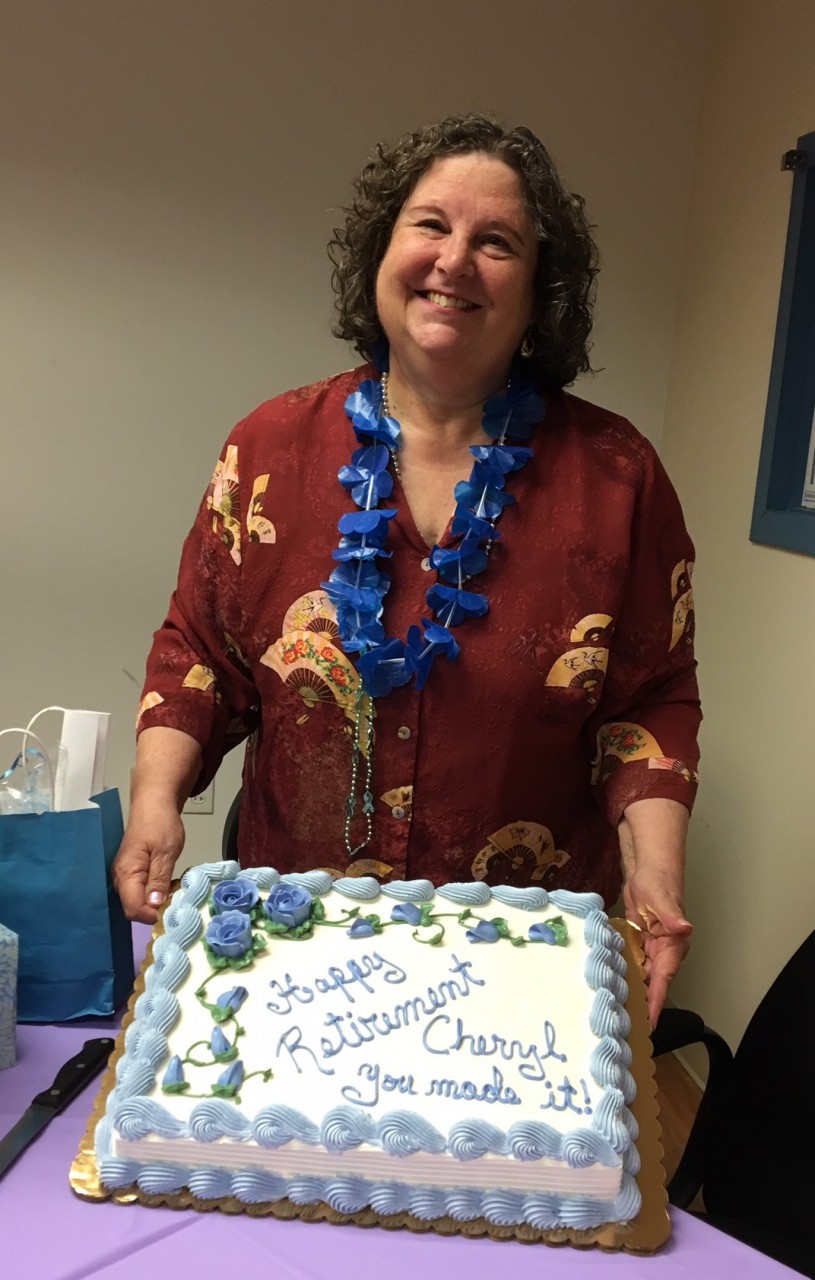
148,891,166,906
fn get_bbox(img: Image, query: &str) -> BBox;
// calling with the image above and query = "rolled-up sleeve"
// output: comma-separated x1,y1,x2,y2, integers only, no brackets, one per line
587,441,701,827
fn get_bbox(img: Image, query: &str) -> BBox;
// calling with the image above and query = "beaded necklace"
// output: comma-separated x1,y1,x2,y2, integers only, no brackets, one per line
322,367,544,857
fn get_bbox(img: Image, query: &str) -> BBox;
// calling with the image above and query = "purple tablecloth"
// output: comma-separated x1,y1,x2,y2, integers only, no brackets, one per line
2,926,801,1279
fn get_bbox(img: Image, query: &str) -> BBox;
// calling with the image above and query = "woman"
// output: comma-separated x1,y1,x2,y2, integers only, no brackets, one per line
114,114,699,1024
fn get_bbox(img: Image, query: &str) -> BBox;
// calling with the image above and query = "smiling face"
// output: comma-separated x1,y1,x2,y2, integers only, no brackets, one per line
375,153,538,400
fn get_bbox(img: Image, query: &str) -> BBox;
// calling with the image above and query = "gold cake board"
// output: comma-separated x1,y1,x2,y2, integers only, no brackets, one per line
71,916,669,1253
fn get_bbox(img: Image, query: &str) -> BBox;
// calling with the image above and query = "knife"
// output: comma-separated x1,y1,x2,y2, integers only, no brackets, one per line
0,1037,114,1179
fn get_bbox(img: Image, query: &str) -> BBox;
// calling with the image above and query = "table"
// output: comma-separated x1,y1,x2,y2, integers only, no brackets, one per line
2,927,801,1280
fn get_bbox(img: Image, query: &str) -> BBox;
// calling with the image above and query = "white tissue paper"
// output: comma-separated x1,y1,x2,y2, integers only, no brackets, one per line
53,709,110,811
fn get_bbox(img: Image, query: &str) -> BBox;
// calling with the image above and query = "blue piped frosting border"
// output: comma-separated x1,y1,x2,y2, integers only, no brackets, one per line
95,864,641,1229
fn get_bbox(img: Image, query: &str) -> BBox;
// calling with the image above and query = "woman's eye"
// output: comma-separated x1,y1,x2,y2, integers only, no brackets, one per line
418,219,445,231
483,235,511,251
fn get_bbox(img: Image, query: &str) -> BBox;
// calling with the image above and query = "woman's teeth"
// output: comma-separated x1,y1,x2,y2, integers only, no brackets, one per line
424,291,477,311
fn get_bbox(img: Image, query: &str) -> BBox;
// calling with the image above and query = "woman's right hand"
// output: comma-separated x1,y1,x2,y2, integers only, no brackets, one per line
113,797,186,924
113,725,203,924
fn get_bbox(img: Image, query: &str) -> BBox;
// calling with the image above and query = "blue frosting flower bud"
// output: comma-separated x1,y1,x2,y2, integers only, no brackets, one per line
465,920,500,944
529,922,557,945
211,1026,233,1058
161,1055,185,1089
215,986,248,1015
390,902,423,926
347,917,376,939
216,1059,244,1094
205,909,253,958
212,877,260,915
263,883,313,929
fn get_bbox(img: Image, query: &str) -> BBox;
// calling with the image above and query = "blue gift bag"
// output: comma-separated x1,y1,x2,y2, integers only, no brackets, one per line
0,789,134,1022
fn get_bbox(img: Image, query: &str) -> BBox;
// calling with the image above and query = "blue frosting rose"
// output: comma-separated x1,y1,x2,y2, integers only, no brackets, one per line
263,883,313,929
205,909,253,957
212,876,260,915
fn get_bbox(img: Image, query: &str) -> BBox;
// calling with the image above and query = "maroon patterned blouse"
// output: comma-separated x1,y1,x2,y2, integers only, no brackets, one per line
138,367,700,906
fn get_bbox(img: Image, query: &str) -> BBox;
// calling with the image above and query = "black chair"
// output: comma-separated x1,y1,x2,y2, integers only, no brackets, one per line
653,928,815,1277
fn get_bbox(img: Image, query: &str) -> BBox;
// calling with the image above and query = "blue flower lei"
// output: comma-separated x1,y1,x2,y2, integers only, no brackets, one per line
321,368,544,700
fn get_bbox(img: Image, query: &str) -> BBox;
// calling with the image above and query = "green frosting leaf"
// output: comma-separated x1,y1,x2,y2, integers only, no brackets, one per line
287,920,315,940
261,919,290,935
548,915,569,945
201,942,229,969
161,1081,190,1095
211,1083,239,1099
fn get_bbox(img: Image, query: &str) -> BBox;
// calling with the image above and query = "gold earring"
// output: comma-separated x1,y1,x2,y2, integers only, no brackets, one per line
520,329,535,359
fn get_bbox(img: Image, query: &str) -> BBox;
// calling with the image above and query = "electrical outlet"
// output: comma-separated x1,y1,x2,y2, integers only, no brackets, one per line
183,782,214,815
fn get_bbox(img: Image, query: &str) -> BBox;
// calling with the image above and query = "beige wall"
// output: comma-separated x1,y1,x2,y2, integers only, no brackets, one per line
1,0,706,867
662,0,815,1046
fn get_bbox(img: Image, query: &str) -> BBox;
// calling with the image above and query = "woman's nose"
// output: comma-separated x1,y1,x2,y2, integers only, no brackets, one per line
436,232,474,277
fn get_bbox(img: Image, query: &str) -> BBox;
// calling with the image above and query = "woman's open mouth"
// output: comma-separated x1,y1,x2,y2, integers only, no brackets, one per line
420,290,479,312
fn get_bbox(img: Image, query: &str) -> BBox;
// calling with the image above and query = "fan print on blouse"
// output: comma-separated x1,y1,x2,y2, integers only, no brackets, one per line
135,691,164,729
314,858,395,881
259,590,374,754
544,613,614,704
670,560,695,651
205,447,277,566
591,722,664,786
380,786,413,821
181,664,217,692
592,722,698,788
471,821,570,886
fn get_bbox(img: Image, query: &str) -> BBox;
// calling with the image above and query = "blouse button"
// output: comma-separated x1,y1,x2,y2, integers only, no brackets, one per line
420,557,431,572
391,805,406,820
397,725,411,740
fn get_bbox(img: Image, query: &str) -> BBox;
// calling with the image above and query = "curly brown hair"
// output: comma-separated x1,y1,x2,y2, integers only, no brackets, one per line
328,113,599,392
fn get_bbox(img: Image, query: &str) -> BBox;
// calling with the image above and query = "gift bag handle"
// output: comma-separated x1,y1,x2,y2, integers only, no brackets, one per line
0,726,56,811
26,706,67,740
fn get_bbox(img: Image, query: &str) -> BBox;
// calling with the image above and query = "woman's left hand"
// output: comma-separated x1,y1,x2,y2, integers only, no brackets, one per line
618,798,693,1027
622,872,693,1027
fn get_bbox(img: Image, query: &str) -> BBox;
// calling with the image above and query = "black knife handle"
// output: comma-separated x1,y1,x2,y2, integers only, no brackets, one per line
30,1038,115,1113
